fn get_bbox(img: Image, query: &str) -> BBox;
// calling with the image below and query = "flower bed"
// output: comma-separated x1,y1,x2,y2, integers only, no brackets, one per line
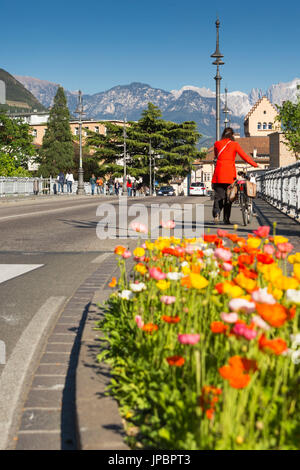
96,226,300,450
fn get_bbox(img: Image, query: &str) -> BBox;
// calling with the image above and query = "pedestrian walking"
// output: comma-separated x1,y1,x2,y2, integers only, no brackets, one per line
132,180,137,197
127,179,132,197
90,174,97,195
57,171,65,193
96,176,104,194
211,127,258,225
65,171,74,194
114,180,120,196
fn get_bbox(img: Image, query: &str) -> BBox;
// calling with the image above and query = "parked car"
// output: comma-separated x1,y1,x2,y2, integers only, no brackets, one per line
156,186,175,196
189,182,207,196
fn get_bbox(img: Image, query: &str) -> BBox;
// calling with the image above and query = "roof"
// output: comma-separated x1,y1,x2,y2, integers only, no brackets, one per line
194,136,270,164
244,96,278,121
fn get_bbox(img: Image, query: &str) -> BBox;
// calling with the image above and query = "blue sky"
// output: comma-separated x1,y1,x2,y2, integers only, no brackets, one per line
1,0,299,95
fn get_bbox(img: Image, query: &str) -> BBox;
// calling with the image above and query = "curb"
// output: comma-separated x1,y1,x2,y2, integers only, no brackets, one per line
12,252,133,450
75,289,130,450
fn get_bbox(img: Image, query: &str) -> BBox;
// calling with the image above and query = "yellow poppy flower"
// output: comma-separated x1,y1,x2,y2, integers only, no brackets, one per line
247,238,261,249
293,264,300,282
189,273,209,289
274,236,289,245
288,253,300,264
156,279,170,290
134,264,147,275
133,247,145,258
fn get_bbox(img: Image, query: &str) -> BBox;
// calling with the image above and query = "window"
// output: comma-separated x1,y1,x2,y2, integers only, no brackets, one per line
263,122,267,130
74,127,79,135
257,122,261,130
84,126,89,136
268,122,273,130
94,126,99,133
32,129,37,137
263,110,266,114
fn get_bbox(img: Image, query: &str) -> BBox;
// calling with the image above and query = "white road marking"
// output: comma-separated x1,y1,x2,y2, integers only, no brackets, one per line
0,201,105,222
91,253,112,263
0,296,66,449
0,264,44,285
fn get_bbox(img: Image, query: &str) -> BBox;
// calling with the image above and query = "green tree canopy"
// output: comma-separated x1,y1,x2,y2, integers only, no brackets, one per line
38,86,75,176
86,102,203,185
0,112,34,176
275,85,300,159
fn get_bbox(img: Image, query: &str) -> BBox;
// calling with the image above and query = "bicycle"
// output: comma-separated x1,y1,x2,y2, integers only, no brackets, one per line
235,171,253,226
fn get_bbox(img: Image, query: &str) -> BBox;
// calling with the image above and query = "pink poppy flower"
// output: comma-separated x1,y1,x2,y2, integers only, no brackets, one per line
233,323,257,340
221,312,239,323
214,248,232,262
149,267,167,280
130,222,148,233
160,295,176,305
217,229,228,238
161,220,176,229
135,315,144,328
251,287,276,304
275,251,287,260
277,242,294,253
252,315,271,331
253,226,270,238
223,262,233,272
178,334,200,345
229,298,256,313
122,250,132,259
263,244,275,255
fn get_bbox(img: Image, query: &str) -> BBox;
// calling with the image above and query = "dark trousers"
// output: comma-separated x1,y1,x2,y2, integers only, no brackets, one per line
212,183,232,221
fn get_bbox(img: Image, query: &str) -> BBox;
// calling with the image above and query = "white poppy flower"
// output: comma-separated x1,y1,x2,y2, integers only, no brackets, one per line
118,290,134,300
129,282,146,292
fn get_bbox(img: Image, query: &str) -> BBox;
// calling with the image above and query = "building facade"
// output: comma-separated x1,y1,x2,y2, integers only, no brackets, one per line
244,96,280,137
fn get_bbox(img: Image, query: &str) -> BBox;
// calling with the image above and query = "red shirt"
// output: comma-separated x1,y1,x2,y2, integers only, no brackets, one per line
212,139,258,184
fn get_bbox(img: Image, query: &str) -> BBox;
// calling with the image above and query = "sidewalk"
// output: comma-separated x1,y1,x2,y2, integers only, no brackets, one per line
12,253,132,450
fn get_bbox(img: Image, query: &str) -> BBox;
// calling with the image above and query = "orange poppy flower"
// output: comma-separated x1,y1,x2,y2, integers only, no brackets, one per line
181,276,192,288
109,277,117,288
256,253,274,264
166,355,185,367
238,254,255,266
142,323,159,333
258,334,287,355
204,234,218,243
210,321,229,334
256,303,288,327
161,315,181,324
219,355,257,389
114,245,126,255
234,273,257,293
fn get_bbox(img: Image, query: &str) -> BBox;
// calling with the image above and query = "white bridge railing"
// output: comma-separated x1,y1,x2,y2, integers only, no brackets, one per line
0,177,93,196
253,161,300,222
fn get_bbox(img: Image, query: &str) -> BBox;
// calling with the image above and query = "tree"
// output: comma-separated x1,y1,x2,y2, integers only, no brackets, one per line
0,112,34,176
38,87,75,176
86,102,203,185
275,85,300,159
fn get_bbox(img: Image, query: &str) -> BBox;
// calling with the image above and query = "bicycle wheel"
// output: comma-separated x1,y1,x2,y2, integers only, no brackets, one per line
247,198,253,224
240,192,248,226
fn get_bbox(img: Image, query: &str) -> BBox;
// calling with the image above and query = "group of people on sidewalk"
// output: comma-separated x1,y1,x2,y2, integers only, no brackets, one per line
57,171,74,193
89,175,142,197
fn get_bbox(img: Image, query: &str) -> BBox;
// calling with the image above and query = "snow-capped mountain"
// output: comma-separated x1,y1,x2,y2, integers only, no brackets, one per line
14,75,300,146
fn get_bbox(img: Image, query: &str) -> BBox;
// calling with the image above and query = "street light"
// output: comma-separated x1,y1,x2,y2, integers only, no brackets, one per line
211,18,225,142
122,118,127,195
223,87,230,129
74,90,85,195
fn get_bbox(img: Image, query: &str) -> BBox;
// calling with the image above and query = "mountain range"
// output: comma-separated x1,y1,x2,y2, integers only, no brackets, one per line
14,75,300,147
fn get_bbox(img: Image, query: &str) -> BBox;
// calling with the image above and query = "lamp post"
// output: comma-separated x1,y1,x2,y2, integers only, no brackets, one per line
122,118,127,195
211,18,224,142
149,139,152,196
223,87,230,129
74,90,85,195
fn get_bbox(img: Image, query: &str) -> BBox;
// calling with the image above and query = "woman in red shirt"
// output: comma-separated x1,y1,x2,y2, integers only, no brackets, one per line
212,127,258,225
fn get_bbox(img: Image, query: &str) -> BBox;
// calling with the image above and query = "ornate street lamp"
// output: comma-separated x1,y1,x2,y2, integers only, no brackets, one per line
74,90,85,195
223,87,230,129
211,18,225,141
122,118,127,195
